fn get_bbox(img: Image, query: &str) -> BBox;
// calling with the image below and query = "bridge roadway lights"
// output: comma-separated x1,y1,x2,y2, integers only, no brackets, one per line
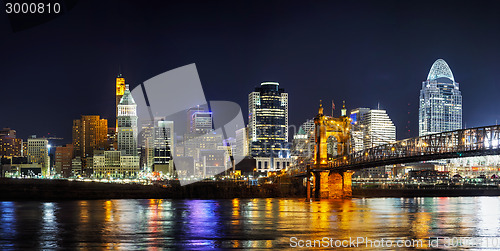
312,170,353,199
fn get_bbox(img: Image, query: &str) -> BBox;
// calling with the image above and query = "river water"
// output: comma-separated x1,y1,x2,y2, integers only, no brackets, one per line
0,197,499,249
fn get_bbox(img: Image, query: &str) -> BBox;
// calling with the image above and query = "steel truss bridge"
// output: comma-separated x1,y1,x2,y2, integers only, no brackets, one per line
317,125,500,171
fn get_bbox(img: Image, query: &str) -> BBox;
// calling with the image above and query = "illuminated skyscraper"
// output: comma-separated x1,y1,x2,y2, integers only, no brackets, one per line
248,82,289,158
27,138,49,176
72,115,108,158
361,109,396,149
350,108,395,150
117,84,138,156
350,108,396,178
139,117,174,174
419,59,462,136
72,115,108,176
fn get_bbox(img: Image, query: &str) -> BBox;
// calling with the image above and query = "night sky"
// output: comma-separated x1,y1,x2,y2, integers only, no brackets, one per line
2,0,500,144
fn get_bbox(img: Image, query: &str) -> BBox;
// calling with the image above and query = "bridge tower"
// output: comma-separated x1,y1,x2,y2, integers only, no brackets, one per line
308,101,353,199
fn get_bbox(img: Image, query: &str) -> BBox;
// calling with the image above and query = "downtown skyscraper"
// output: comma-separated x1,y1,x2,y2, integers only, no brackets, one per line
350,108,396,151
72,116,108,158
248,82,289,158
350,107,396,178
419,59,462,136
117,84,138,156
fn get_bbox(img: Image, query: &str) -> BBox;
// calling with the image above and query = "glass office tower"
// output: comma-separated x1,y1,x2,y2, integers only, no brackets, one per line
248,82,289,157
419,59,462,136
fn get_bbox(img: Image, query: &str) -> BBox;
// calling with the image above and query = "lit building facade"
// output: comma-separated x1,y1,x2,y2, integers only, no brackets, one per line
116,74,125,129
72,115,108,158
362,109,396,149
419,59,462,136
350,108,396,178
199,149,229,177
139,118,174,174
55,144,74,178
0,128,22,157
248,82,289,158
27,138,50,176
93,150,140,178
235,127,249,157
117,84,138,156
190,110,213,134
350,108,370,152
184,132,222,162
255,157,290,172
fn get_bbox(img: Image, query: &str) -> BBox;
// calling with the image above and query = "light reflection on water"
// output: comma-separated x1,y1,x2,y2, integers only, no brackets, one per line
0,197,499,249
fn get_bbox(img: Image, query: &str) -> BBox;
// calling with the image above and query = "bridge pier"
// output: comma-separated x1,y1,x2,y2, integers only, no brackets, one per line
312,170,353,199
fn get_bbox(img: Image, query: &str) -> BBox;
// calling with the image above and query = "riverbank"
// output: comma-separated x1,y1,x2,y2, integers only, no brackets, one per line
352,187,500,197
0,178,299,200
2,178,500,200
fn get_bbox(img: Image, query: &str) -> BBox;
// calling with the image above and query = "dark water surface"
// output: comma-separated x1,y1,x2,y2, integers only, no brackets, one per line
0,197,499,249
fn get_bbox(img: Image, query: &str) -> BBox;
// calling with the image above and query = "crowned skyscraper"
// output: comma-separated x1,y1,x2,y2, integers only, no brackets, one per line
419,59,462,136
117,84,138,156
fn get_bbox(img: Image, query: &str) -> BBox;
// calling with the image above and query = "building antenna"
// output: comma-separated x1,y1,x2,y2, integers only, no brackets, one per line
377,102,380,110
331,99,335,117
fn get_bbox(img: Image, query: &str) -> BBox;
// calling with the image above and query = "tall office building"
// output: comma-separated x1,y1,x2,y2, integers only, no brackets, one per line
55,144,74,178
115,74,126,129
72,115,108,176
117,84,138,156
153,120,174,171
190,110,213,134
72,115,108,158
350,108,396,177
27,138,50,176
139,118,174,174
248,82,289,158
235,127,249,157
0,128,22,157
362,109,396,149
350,108,371,152
350,108,396,149
419,59,462,136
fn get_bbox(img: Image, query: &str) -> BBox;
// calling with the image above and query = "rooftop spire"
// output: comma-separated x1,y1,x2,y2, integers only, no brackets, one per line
119,84,136,105
341,100,346,116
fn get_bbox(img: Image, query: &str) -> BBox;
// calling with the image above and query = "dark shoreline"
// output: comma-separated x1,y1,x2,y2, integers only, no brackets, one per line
0,178,297,201
1,178,500,201
352,188,500,197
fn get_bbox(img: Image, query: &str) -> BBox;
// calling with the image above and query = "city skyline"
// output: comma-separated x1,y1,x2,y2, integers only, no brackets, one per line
3,1,500,142
3,2,500,250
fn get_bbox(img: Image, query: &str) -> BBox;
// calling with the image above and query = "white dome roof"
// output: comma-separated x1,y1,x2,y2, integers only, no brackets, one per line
427,59,455,81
